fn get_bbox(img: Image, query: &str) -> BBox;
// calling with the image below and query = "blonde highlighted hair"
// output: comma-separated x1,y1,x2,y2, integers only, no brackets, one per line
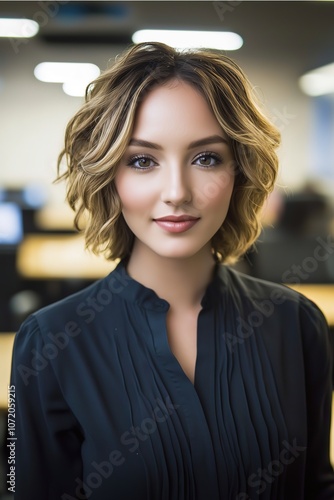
57,42,280,263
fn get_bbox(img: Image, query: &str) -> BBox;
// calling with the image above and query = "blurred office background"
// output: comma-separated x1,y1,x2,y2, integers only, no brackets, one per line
0,1,334,497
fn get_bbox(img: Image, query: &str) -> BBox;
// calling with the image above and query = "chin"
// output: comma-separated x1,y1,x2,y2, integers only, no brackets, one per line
151,243,209,260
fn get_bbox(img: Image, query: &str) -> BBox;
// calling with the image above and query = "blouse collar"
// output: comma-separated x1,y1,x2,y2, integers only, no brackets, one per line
107,259,227,312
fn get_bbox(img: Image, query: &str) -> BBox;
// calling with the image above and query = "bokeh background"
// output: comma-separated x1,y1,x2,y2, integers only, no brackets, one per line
0,2,334,498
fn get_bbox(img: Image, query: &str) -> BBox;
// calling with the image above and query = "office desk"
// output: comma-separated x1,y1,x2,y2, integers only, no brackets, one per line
17,234,116,280
287,284,334,326
0,333,15,410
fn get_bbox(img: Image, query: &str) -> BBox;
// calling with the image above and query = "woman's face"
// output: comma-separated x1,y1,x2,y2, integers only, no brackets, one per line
115,79,235,260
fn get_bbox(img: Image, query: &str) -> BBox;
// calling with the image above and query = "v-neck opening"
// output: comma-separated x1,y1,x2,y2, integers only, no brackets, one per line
165,308,203,389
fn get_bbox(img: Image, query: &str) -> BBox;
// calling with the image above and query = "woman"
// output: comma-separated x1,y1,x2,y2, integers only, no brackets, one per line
11,42,334,499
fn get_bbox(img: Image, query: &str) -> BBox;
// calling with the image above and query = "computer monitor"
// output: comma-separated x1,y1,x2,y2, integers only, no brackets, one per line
0,202,23,247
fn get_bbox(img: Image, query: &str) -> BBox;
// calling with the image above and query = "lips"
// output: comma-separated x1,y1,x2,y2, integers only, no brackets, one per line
154,215,199,222
153,215,200,233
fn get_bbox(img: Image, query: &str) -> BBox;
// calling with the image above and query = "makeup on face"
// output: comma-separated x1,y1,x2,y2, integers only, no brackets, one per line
115,79,235,261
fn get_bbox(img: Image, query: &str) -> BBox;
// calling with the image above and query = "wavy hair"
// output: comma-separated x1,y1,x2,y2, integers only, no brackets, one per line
57,42,280,263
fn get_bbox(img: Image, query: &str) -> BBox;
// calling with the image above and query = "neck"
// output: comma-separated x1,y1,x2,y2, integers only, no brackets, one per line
126,242,216,311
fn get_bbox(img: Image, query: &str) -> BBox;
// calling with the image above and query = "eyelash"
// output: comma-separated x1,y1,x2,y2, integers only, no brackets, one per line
194,151,223,168
126,151,223,171
127,154,157,171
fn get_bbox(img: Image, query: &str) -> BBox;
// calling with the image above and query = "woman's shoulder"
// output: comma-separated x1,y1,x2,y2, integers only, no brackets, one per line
221,264,331,377
222,264,297,301
17,263,132,334
221,264,329,333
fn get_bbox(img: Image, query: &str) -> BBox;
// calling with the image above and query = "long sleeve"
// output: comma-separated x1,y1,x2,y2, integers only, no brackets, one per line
300,296,334,499
11,314,85,500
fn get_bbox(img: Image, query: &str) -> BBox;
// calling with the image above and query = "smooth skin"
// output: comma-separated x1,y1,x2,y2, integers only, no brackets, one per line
115,79,235,383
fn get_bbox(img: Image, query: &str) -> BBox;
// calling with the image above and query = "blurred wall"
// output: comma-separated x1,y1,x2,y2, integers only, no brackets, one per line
0,42,123,204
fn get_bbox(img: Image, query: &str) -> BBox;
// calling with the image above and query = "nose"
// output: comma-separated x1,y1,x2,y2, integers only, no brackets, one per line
160,163,192,206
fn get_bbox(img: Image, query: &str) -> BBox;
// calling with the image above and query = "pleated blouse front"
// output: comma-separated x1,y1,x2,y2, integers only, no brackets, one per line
11,260,334,500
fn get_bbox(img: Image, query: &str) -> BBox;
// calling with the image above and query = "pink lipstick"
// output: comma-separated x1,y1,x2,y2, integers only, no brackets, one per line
153,215,200,234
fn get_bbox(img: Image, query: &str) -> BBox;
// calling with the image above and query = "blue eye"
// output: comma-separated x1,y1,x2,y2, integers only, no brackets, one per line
193,152,222,168
127,155,157,170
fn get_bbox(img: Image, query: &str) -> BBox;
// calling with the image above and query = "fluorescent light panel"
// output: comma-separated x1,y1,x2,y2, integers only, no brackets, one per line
34,62,100,84
62,81,89,97
132,29,243,51
299,62,334,96
0,18,39,38
34,62,100,97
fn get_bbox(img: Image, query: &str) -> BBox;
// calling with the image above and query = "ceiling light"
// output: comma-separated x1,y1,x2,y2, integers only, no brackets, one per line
34,62,100,97
34,62,100,84
299,63,334,96
62,81,89,97
132,29,243,51
0,18,39,38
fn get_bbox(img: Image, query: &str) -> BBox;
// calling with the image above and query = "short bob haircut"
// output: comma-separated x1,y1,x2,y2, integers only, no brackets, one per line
57,42,280,264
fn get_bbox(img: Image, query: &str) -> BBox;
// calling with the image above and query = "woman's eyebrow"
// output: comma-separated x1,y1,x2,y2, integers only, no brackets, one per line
128,135,229,150
129,138,162,150
188,135,229,149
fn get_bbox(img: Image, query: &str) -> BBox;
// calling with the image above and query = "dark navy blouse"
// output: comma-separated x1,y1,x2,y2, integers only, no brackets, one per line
11,260,334,499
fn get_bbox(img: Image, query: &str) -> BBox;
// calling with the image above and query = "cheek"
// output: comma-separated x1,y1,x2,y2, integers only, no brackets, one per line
115,175,153,214
210,195,232,221
200,175,234,213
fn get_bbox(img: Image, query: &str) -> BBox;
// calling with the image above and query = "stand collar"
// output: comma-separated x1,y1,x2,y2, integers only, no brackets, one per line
105,259,227,312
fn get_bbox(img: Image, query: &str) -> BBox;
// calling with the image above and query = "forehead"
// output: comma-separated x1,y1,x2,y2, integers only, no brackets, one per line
132,79,223,138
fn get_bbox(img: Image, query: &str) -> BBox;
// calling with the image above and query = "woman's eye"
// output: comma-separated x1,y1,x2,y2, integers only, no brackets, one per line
194,153,222,168
127,155,157,170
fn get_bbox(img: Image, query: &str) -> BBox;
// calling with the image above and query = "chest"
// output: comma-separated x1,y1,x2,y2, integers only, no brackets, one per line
60,307,298,500
165,309,200,385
